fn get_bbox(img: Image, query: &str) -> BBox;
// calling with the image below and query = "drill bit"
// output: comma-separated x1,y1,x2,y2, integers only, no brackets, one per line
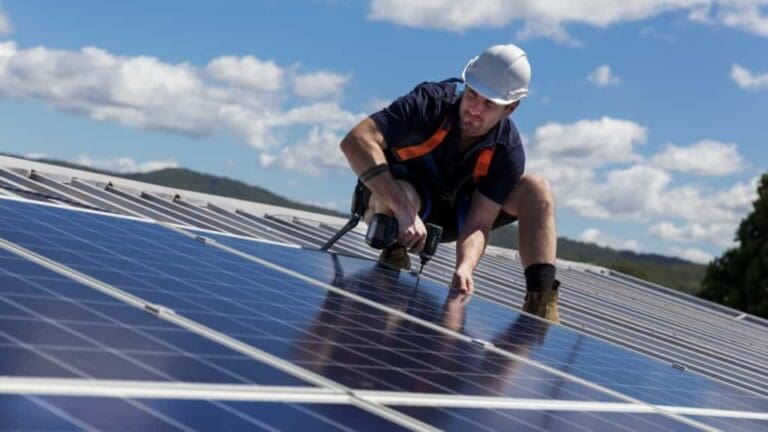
413,258,426,289
414,266,423,289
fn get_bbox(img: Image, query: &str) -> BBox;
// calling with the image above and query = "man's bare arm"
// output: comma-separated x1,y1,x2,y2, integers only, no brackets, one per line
340,117,426,250
452,192,502,293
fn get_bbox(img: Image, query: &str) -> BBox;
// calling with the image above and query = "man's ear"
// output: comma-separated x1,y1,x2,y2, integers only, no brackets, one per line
505,101,520,115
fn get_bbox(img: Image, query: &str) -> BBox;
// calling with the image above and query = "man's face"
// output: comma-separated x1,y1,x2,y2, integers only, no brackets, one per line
459,86,515,139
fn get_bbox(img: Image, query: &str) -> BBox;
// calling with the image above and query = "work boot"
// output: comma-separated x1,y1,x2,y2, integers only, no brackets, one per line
522,280,560,324
378,244,410,270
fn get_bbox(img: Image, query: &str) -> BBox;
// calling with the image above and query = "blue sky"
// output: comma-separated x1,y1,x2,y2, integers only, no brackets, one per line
0,1,766,263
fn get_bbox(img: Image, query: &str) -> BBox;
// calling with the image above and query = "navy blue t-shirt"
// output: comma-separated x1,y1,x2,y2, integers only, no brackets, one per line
370,79,525,206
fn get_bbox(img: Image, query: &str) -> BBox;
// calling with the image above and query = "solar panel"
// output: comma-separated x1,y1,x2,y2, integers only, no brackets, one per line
0,199,617,400
393,406,702,432
1,196,767,431
0,393,407,431
200,232,768,411
275,214,768,398
0,243,310,386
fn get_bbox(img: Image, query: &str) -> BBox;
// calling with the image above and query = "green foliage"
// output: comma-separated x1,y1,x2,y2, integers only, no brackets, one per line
700,173,768,318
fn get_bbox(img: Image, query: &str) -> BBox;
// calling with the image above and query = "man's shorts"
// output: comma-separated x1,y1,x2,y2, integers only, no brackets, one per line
416,184,518,243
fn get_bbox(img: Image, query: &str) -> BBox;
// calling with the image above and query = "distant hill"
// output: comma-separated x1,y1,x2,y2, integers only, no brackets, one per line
489,225,705,293
7,155,344,217
124,168,345,218
8,154,705,293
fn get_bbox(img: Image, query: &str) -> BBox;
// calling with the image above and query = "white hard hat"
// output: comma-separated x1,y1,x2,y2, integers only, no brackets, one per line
461,44,531,105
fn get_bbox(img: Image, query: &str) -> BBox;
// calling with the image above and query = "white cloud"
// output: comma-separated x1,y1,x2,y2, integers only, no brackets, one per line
598,165,672,218
650,140,745,175
367,1,768,42
580,228,641,251
269,102,361,129
516,19,582,46
0,9,12,35
259,126,350,175
527,117,646,170
206,55,284,92
649,221,736,246
523,115,759,252
0,41,364,175
670,246,715,263
587,65,620,86
693,2,768,36
561,167,755,228
527,116,757,227
25,152,48,160
73,155,179,173
731,63,768,90
293,71,351,99
526,117,649,220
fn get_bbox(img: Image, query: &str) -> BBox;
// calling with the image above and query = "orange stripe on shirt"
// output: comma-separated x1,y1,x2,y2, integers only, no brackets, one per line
394,117,450,161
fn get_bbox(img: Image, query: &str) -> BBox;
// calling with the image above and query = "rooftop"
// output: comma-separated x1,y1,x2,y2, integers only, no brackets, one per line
0,154,766,431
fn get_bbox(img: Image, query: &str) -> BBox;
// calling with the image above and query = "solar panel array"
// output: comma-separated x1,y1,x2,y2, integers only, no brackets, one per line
0,156,766,431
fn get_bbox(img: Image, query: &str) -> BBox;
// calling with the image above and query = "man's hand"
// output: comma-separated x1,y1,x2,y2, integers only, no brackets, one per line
395,210,427,252
451,264,475,294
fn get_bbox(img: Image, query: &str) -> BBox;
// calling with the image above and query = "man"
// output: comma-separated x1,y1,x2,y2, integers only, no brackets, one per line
339,44,560,323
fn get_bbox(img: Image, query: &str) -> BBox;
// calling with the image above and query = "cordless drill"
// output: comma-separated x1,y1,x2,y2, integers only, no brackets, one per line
366,213,442,286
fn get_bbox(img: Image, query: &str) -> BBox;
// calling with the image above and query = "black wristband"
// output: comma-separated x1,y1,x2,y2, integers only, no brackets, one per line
359,163,389,183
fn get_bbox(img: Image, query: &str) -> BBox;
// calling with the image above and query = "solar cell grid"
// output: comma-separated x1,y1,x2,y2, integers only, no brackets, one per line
0,246,309,386
687,415,768,432
206,232,768,413
0,198,630,403
2,198,767,431
296,219,768,387
0,394,410,432
0,394,82,430
393,406,704,432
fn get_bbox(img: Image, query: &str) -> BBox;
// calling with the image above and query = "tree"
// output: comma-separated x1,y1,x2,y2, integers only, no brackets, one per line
699,173,768,318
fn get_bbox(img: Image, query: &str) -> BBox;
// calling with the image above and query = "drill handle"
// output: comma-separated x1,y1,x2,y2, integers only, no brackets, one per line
365,213,398,249
421,223,443,259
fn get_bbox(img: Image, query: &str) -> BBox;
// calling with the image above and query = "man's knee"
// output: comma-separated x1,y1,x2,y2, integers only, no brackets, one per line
503,174,555,217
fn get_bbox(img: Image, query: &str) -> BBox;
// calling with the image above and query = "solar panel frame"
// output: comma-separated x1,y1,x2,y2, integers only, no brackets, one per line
168,196,257,237
0,168,100,211
138,191,229,232
68,178,181,224
205,202,304,244
29,171,138,216
235,209,322,248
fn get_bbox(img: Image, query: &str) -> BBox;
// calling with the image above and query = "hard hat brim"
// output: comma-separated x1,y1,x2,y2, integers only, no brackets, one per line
461,56,528,105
